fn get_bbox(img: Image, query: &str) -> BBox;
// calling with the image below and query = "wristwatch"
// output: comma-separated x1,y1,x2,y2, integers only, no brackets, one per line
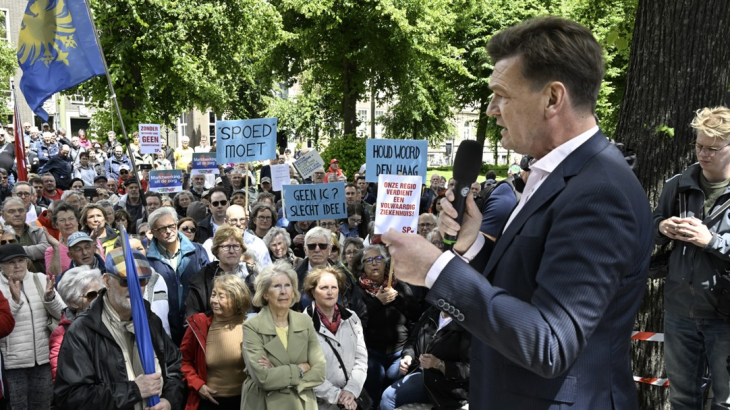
436,360,445,372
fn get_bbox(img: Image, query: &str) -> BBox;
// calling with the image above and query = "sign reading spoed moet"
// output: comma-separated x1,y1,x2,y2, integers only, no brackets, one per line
216,118,278,164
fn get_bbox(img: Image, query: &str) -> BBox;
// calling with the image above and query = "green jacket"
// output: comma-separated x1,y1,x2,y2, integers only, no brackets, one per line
241,306,326,410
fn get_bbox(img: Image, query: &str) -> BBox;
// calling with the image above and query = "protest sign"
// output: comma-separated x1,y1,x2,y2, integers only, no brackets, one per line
271,164,290,192
149,170,183,193
374,175,421,235
366,139,428,184
216,118,277,164
139,124,161,155
283,182,347,221
293,149,325,179
191,153,218,176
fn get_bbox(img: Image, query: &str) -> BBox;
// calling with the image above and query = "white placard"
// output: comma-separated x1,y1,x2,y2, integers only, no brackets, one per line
139,124,161,154
374,174,421,235
271,164,290,192
293,150,325,179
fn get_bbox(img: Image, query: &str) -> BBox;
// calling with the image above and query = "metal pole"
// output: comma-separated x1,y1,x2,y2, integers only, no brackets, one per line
81,0,145,201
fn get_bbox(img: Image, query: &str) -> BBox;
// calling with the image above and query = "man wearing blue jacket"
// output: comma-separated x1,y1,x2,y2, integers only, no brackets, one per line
146,207,209,345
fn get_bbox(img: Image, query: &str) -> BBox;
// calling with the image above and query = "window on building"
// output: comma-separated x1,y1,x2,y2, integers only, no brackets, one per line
463,121,471,140
208,111,218,139
177,114,187,139
357,110,368,124
68,94,91,105
0,10,8,41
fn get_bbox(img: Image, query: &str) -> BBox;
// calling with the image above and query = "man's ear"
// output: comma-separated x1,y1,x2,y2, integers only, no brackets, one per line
544,81,567,119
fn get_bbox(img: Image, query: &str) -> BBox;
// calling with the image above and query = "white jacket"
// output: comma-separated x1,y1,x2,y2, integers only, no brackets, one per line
310,306,368,410
0,271,65,369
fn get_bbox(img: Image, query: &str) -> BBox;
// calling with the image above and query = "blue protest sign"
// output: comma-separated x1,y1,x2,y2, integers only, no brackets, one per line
283,182,347,221
191,153,218,176
366,139,428,184
216,118,278,164
149,170,183,193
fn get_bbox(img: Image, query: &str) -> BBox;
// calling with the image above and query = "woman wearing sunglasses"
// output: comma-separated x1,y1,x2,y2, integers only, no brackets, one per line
50,266,103,382
357,245,421,408
177,217,199,243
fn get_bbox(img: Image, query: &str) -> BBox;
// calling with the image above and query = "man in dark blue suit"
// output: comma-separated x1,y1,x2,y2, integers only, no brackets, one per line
383,17,653,410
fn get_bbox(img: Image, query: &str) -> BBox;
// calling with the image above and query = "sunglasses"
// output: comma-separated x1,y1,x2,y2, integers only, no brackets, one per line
139,231,149,236
211,200,228,207
306,243,329,251
120,170,129,175
111,275,149,288
83,290,99,301
181,226,196,234
0,239,17,245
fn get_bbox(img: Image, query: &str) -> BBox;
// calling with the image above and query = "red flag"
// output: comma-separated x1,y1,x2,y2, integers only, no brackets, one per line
13,90,27,182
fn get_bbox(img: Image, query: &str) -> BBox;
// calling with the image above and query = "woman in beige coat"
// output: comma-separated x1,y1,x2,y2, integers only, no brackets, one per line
241,260,326,410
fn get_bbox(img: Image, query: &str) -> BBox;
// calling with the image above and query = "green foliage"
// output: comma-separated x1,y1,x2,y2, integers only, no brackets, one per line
320,134,367,179
78,0,283,129
0,43,16,115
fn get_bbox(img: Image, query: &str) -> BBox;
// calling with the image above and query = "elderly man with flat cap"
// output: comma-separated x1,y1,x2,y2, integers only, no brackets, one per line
54,248,183,410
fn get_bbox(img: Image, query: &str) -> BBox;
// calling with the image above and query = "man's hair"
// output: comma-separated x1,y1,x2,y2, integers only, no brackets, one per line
691,107,730,141
29,177,42,186
207,187,228,200
57,266,103,308
487,16,604,112
145,192,162,203
12,181,32,194
61,190,80,201
149,207,179,230
79,151,89,159
485,170,497,180
356,175,366,183
304,226,332,247
345,183,357,191
2,197,25,212
41,172,55,180
256,191,275,204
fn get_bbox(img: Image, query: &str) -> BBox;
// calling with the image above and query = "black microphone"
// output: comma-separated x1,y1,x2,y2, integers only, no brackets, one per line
442,140,483,251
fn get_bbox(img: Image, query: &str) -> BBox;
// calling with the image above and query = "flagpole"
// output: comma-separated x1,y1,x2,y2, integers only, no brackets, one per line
81,0,145,201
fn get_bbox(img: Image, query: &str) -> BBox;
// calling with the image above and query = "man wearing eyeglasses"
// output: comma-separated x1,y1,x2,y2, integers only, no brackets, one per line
197,188,229,243
12,182,43,223
654,106,730,409
2,197,49,273
54,247,184,410
146,207,209,345
204,204,272,269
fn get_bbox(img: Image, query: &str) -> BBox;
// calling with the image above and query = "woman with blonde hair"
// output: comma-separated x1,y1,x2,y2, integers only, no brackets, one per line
241,261,326,409
181,274,251,409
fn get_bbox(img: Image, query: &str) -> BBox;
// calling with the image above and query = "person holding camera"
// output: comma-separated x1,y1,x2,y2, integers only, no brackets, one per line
654,106,730,409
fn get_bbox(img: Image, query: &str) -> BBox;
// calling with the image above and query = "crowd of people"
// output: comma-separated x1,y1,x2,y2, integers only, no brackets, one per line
0,119,474,410
0,15,726,410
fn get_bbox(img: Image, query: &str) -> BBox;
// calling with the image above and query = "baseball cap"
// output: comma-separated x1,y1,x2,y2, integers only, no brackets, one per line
0,244,29,263
123,177,139,187
105,248,152,279
330,158,339,164
261,177,271,184
120,164,131,171
94,175,108,183
67,231,94,248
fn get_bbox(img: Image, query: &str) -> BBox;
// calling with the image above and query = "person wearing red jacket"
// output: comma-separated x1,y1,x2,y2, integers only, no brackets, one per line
325,158,345,183
0,287,16,408
180,274,251,410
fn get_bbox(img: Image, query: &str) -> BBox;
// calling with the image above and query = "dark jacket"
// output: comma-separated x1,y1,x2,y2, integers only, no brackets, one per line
196,214,214,244
402,306,470,410
184,261,257,319
146,233,210,345
53,290,184,409
653,163,730,318
360,280,420,355
40,154,73,190
286,221,314,258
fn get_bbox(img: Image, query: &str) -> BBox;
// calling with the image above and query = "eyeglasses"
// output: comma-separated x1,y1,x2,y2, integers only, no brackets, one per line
364,256,385,265
306,243,329,251
14,192,31,197
349,218,362,224
692,141,730,156
120,170,129,175
319,222,337,228
211,200,228,207
219,244,242,252
226,218,247,225
83,290,99,301
154,223,177,234
257,215,272,221
314,172,325,175
180,226,196,234
110,275,149,288
331,247,339,252
0,239,17,245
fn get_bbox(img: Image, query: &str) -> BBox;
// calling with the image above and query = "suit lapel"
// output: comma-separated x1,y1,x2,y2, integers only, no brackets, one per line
483,132,610,277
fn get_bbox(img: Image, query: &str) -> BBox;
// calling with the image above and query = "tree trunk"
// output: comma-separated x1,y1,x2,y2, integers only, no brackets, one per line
615,1,730,409
475,96,489,148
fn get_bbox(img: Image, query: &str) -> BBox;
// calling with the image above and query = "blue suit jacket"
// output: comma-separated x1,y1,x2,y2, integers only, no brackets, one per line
427,133,653,409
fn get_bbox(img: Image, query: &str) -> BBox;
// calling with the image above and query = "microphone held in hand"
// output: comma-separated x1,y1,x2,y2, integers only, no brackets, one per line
442,140,483,251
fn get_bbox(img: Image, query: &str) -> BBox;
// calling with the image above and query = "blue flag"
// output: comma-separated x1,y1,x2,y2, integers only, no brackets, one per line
119,227,160,407
17,0,105,120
